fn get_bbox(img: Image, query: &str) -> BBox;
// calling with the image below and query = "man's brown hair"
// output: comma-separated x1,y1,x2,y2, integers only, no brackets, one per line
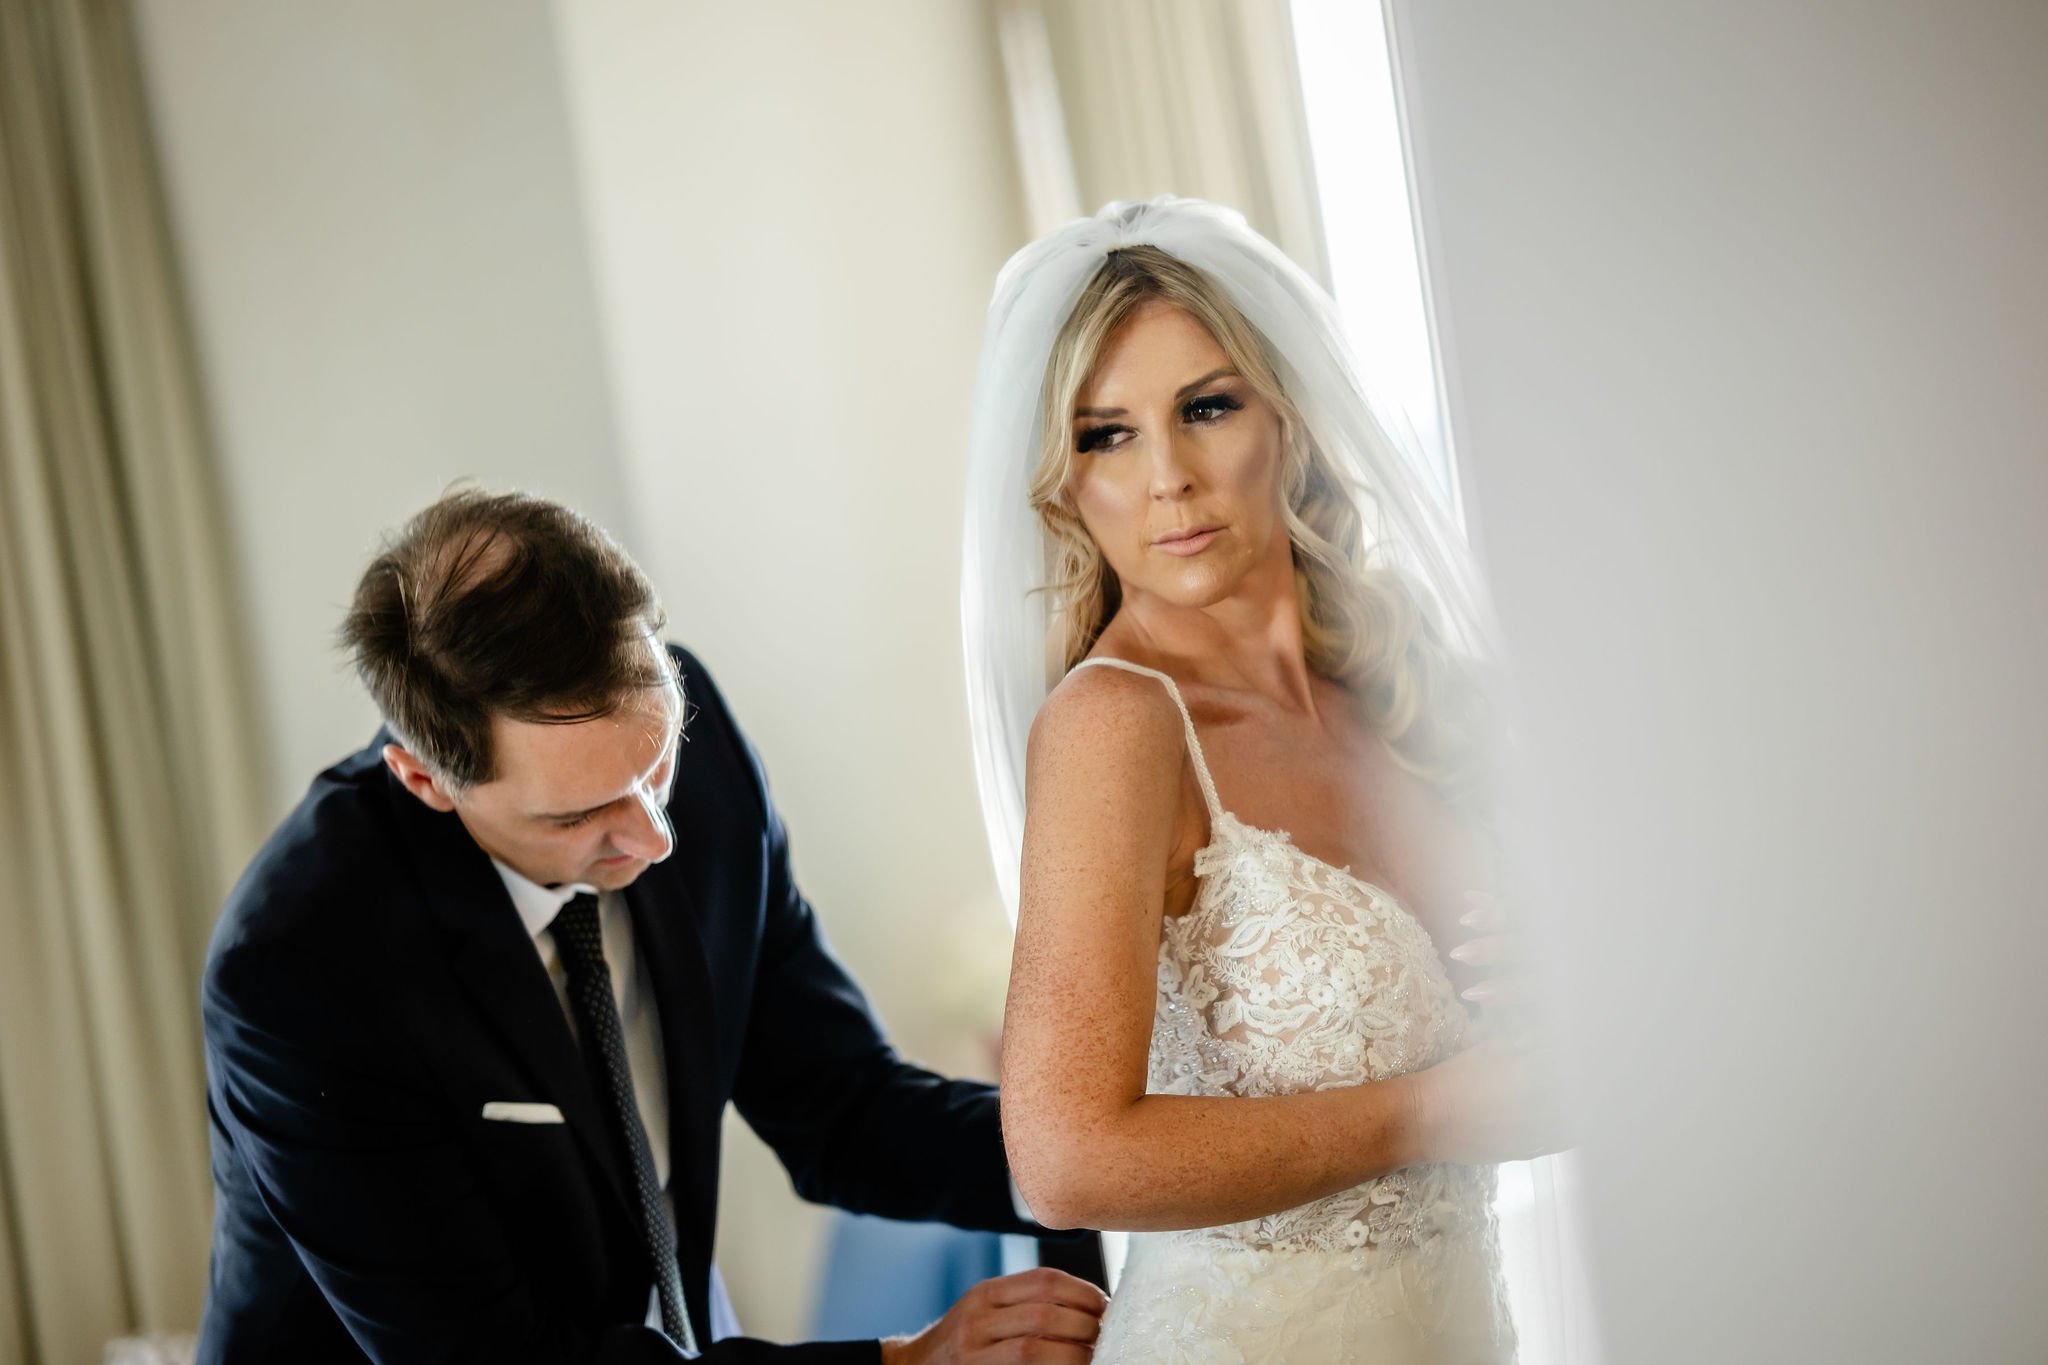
340,488,671,790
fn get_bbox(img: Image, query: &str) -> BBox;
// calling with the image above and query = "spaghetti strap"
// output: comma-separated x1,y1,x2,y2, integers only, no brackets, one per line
1069,657,1226,823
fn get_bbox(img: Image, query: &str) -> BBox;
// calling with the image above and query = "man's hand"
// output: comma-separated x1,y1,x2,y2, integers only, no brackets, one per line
880,1267,1107,1365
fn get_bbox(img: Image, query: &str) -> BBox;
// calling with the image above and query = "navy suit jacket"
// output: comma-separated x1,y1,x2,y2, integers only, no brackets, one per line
198,647,1025,1363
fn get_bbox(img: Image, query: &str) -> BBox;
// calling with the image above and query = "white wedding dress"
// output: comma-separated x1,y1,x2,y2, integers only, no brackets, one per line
1076,659,1516,1364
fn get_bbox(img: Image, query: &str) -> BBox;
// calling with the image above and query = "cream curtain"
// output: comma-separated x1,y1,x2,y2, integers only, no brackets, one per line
0,1,268,1360
994,0,1329,285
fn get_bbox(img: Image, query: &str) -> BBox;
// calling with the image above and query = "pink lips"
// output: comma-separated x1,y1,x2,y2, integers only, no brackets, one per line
1154,526,1223,557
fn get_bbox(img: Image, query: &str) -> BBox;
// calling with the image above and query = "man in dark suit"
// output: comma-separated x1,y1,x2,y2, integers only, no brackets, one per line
197,490,1104,1363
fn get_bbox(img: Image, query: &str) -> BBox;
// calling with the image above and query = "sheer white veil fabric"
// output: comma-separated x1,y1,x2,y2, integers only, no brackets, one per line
960,196,1497,916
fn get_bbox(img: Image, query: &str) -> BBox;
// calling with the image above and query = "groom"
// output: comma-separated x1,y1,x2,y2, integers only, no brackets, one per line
197,489,1104,1363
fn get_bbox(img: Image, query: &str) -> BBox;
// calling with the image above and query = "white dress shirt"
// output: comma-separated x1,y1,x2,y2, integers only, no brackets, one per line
492,859,672,1190
492,858,698,1342
491,855,1031,1340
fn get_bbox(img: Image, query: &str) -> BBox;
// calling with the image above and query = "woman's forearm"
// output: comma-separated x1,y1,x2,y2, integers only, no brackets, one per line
1007,1075,1426,1232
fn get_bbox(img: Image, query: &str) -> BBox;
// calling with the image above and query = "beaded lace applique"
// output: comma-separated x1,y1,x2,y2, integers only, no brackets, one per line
1070,658,1511,1359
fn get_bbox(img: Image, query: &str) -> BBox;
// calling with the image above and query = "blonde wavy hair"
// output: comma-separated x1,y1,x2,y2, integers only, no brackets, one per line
1030,246,1483,795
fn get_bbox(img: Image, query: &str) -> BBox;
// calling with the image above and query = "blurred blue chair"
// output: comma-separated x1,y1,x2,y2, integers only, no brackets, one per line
808,1212,1036,1339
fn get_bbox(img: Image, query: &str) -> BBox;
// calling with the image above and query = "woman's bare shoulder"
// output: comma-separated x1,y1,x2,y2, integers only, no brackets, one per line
1023,663,1195,920
1026,661,1190,794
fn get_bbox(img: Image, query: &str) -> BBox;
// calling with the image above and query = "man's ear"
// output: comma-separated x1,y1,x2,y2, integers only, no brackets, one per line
382,743,458,813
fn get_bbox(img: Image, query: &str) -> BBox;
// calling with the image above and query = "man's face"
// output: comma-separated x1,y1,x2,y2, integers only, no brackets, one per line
392,638,687,891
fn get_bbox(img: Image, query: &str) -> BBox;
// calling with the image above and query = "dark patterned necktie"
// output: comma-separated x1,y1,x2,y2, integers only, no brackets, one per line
549,894,699,1356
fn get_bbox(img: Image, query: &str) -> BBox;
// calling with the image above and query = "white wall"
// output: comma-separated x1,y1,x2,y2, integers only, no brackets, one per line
548,1,1025,1336
133,0,635,807
1391,3,2048,1360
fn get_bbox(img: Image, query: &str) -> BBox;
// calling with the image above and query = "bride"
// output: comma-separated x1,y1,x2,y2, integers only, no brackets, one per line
961,198,1562,1362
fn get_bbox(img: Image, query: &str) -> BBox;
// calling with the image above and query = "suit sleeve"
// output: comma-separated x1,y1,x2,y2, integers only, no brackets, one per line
203,928,878,1365
685,661,1032,1234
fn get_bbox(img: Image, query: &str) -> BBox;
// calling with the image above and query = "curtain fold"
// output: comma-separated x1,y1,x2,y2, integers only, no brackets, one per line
997,0,1330,285
0,1,268,1360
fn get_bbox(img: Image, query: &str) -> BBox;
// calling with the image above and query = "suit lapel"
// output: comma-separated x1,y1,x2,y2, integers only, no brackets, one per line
384,772,637,1220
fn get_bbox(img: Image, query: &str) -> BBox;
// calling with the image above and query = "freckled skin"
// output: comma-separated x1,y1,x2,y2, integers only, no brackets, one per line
1001,303,1460,1231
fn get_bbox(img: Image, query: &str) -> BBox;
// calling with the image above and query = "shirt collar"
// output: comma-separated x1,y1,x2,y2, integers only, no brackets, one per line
490,857,598,944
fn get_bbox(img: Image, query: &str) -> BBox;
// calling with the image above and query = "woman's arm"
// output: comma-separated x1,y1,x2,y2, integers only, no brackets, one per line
1002,666,1551,1232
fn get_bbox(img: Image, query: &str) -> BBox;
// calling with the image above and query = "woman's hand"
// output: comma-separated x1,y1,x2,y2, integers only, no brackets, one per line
1446,890,1534,1009
1403,1033,1568,1166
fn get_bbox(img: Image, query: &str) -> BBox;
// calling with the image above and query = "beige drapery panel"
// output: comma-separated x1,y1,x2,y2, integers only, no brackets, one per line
993,0,1329,285
0,1,268,1360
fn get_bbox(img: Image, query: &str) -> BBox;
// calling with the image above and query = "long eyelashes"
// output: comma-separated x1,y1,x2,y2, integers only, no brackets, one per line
1076,423,1131,454
1073,393,1244,454
1182,392,1242,422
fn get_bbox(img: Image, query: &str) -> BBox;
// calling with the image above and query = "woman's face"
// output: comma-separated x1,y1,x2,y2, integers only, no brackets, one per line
1067,300,1289,613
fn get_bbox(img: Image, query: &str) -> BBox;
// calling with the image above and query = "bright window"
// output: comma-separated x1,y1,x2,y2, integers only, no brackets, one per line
1293,3,1600,1360
1292,0,1458,511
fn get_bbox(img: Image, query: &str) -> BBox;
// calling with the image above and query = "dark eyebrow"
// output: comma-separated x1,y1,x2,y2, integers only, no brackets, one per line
1175,367,1238,399
1072,368,1241,421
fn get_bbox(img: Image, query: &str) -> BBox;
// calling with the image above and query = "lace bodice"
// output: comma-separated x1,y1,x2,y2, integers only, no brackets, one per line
1076,658,1501,1269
